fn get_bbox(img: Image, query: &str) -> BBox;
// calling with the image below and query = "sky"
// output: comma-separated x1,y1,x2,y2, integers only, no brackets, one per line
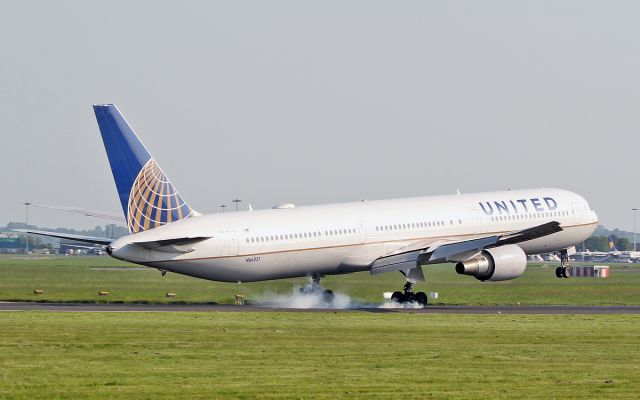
1,1,639,231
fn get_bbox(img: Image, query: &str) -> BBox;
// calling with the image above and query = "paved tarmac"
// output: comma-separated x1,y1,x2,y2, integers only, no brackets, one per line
1,302,639,314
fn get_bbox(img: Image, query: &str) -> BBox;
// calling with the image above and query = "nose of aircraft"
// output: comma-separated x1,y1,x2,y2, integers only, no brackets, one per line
576,191,599,225
583,195,599,224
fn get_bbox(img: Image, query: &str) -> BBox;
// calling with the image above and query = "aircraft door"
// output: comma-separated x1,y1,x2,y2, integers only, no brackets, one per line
227,233,239,256
358,222,366,244
470,210,482,234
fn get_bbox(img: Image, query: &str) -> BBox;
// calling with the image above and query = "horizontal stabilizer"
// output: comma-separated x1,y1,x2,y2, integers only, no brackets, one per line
131,236,210,252
14,229,112,245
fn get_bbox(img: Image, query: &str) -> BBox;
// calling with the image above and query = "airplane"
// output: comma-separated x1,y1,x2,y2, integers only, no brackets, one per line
607,236,621,257
527,254,544,262
572,236,640,263
571,248,610,262
19,104,599,306
544,253,561,262
607,237,640,263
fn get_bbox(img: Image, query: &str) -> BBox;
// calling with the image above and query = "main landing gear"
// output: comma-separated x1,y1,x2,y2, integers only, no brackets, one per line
391,281,428,307
555,250,572,279
300,274,335,303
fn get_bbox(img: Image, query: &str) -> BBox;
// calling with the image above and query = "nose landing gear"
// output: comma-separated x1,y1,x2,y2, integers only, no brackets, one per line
391,281,428,307
555,250,572,278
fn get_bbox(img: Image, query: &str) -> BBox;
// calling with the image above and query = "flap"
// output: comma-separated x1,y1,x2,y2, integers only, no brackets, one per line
429,235,500,262
370,249,425,275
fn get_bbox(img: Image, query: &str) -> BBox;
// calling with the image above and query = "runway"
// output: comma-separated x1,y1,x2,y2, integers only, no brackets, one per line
1,302,639,314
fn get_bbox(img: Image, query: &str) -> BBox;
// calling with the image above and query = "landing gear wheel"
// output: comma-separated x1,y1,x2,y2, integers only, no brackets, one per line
403,292,416,304
300,274,335,303
555,267,563,278
391,291,403,303
557,250,573,279
390,279,428,307
414,292,428,307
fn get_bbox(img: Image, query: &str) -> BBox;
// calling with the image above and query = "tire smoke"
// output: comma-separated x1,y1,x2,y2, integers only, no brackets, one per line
253,280,428,309
254,285,353,309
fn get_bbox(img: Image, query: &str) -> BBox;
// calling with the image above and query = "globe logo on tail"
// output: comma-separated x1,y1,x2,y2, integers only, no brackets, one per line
127,159,193,233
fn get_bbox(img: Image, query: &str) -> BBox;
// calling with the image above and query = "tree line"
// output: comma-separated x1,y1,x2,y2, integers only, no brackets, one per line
581,235,635,252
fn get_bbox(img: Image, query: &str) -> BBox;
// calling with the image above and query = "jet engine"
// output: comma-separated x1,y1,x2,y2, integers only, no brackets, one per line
455,244,527,281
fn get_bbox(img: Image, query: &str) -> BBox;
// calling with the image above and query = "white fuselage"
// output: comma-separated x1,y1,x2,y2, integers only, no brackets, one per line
109,188,598,282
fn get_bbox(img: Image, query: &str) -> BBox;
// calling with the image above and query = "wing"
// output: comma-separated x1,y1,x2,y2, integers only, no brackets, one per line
14,229,113,245
370,221,562,275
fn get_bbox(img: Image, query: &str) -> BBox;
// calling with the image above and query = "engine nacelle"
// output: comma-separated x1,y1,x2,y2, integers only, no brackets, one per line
455,244,527,281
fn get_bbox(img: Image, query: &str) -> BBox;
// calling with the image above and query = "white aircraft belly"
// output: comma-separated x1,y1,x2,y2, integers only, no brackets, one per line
147,245,371,282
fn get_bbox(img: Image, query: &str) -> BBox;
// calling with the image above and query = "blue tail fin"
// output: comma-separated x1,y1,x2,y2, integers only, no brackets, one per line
608,236,618,252
93,104,195,233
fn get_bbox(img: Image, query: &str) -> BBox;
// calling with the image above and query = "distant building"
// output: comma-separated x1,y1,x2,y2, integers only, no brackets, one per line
0,232,23,254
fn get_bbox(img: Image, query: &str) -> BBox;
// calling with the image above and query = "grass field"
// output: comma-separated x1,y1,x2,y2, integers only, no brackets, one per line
1,257,639,399
0,255,639,305
0,311,639,399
